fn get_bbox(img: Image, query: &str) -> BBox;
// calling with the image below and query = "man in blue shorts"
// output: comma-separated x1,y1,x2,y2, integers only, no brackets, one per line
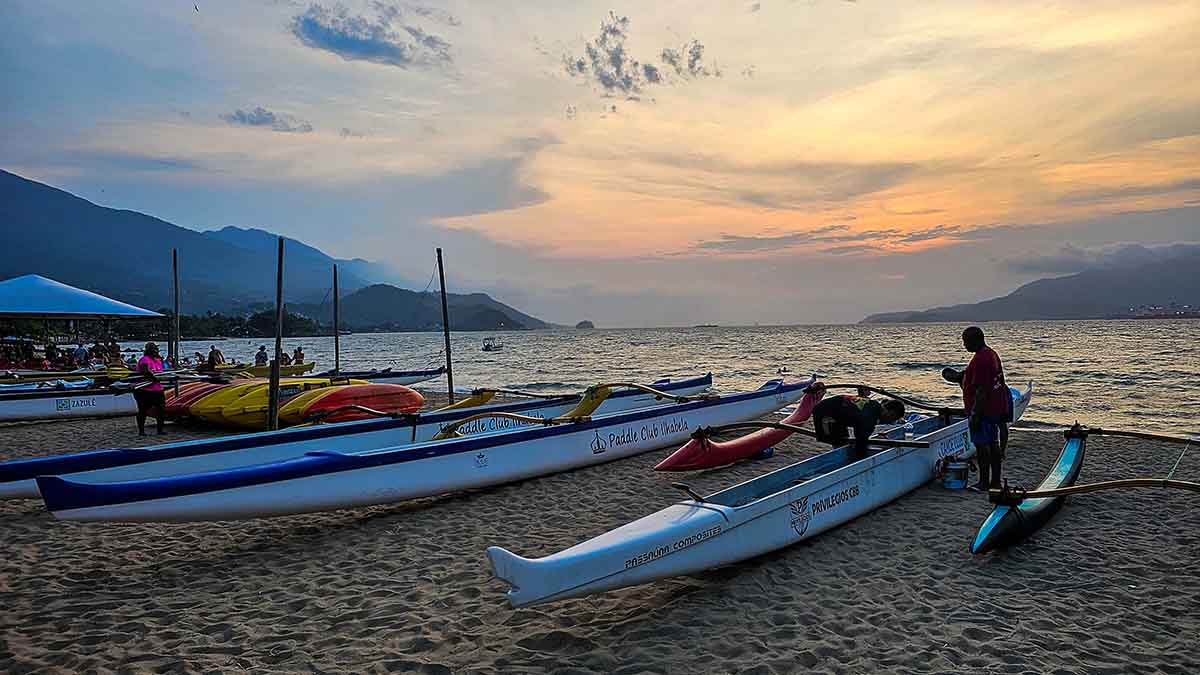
960,326,1009,491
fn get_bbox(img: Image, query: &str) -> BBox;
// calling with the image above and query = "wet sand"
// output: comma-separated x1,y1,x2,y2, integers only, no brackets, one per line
1,409,1197,673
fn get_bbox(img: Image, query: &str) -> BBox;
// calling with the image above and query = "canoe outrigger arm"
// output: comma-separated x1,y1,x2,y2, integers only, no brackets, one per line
432,411,593,440
670,482,707,503
989,422,1197,505
693,420,931,449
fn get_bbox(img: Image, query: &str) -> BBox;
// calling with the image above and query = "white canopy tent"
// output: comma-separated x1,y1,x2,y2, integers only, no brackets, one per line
0,275,162,320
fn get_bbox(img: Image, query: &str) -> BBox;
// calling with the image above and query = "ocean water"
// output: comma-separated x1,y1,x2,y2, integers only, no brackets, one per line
170,319,1199,435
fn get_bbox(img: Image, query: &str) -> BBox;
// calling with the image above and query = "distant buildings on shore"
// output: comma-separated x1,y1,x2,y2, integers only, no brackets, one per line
1123,302,1199,318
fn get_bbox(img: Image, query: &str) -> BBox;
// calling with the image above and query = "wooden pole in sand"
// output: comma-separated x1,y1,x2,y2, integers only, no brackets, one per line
333,264,340,376
436,248,454,404
172,248,180,395
267,237,284,430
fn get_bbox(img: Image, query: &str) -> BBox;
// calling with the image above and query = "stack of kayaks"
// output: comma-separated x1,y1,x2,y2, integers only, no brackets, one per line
279,383,425,424
171,377,370,429
164,382,228,420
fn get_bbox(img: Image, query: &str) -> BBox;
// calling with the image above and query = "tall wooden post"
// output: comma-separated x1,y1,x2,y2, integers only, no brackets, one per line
171,248,180,367
333,264,340,375
267,237,284,430
436,248,454,403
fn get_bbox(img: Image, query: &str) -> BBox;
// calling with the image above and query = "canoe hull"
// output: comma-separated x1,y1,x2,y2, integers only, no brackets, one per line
317,367,446,386
0,375,713,499
39,381,804,521
488,386,1031,607
0,389,137,423
970,433,1085,554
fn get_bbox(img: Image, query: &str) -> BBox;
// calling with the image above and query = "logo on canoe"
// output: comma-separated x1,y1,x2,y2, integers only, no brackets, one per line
590,431,607,454
474,451,488,468
55,398,71,412
789,497,812,536
54,397,97,412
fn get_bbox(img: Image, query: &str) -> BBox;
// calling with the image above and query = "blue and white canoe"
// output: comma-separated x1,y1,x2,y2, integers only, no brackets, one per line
316,366,447,386
0,386,136,423
0,374,713,500
487,385,1032,608
970,426,1085,555
35,378,810,522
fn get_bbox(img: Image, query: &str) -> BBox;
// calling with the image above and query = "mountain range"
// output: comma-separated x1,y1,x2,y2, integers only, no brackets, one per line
861,249,1200,323
0,169,548,331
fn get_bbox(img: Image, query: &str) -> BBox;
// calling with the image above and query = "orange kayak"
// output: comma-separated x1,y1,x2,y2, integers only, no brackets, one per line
283,383,425,424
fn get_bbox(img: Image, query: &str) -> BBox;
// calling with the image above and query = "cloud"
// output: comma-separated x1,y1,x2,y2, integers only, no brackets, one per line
58,150,206,172
693,232,811,252
563,12,719,97
339,127,365,138
748,3,761,13
689,223,987,254
1056,178,1200,205
290,2,452,68
220,106,314,133
1006,242,1200,275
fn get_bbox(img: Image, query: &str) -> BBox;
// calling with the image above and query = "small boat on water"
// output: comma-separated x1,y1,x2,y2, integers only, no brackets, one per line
35,377,804,522
315,366,446,386
486,384,1031,608
970,426,1086,554
482,338,502,352
0,374,713,500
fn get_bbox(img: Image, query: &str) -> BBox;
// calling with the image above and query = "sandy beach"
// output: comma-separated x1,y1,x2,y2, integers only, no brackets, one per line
1,409,1197,674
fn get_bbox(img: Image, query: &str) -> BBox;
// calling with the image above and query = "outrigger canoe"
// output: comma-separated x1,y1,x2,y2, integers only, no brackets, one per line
315,366,446,386
0,374,713,500
0,386,136,422
36,378,806,522
970,425,1085,554
487,384,1031,608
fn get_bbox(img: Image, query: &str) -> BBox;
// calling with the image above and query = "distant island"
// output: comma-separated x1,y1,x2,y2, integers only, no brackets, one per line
0,169,548,332
862,251,1200,323
575,320,595,329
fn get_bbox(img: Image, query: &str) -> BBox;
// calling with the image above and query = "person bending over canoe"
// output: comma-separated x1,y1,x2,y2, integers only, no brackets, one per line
811,394,906,461
959,326,1009,491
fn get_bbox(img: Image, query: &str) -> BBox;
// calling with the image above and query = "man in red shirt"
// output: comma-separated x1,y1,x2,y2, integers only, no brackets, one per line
960,326,1009,491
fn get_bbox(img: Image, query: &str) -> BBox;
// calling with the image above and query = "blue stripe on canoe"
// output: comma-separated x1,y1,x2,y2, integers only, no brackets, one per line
0,374,712,483
38,377,795,513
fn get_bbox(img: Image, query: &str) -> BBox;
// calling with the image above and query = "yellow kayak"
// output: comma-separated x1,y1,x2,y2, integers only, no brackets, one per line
219,379,368,429
187,380,270,424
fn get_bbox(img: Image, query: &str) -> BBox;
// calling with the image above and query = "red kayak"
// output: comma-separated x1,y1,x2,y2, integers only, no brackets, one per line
290,383,425,424
655,381,826,471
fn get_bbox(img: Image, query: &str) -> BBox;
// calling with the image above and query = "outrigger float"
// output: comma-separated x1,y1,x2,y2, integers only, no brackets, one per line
972,424,1198,554
0,374,713,500
35,377,809,522
487,385,1031,607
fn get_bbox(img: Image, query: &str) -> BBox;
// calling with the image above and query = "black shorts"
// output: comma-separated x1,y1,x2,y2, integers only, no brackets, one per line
133,389,166,413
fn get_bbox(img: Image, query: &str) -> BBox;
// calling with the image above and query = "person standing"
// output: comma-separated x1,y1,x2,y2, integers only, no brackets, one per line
72,342,89,367
207,345,225,371
255,345,269,367
960,326,1009,491
292,346,304,364
135,342,167,436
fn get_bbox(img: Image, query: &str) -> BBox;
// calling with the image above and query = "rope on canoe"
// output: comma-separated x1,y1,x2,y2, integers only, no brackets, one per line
302,404,419,423
692,420,930,448
989,478,1200,502
819,383,966,416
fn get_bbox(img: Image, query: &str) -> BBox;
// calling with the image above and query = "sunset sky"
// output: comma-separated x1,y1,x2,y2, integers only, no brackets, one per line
3,1,1198,325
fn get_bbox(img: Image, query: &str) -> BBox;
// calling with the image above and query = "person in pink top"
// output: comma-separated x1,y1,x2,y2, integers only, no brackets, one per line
135,342,167,436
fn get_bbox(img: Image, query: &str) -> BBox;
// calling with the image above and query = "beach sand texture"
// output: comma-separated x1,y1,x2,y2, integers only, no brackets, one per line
2,413,1197,674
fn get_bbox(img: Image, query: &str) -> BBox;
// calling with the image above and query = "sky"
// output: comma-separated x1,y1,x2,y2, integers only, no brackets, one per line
2,0,1198,326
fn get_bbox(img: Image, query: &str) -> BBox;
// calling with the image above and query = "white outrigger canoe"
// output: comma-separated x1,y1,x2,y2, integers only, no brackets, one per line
0,374,713,500
0,387,137,423
487,385,1032,608
37,378,812,522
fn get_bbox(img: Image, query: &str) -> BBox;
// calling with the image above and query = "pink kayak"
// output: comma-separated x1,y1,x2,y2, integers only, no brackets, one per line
655,382,826,471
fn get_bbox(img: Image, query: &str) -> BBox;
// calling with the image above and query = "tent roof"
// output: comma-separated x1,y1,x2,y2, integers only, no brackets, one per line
0,275,163,320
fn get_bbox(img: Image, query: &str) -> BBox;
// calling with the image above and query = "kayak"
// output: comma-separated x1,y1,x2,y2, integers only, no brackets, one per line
970,427,1085,554
486,385,1031,607
164,382,227,419
655,379,823,471
315,366,446,386
218,379,369,429
0,374,713,500
278,383,425,424
36,377,803,522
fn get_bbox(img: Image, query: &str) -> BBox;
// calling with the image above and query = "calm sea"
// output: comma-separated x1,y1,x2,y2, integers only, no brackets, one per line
167,319,1199,435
